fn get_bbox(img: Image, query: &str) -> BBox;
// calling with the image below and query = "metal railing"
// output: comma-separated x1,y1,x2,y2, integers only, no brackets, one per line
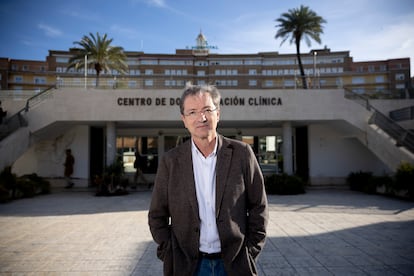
344,88,414,153
0,85,56,141
389,106,414,122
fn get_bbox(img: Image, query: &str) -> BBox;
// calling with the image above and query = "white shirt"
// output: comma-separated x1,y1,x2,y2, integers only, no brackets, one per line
191,138,221,253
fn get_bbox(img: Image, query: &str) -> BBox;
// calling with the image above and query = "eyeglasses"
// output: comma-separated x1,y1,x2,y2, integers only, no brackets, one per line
183,107,218,119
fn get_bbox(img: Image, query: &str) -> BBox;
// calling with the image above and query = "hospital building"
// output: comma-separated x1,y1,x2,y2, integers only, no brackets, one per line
0,33,413,186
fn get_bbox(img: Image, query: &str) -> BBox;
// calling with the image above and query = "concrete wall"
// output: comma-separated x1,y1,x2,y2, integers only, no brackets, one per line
308,124,391,185
13,126,90,183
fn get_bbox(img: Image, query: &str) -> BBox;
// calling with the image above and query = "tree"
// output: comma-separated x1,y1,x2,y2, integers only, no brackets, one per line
67,32,128,87
275,5,326,89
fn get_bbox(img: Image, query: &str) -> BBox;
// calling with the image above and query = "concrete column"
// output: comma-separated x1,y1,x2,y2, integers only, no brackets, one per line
282,122,293,175
106,121,116,167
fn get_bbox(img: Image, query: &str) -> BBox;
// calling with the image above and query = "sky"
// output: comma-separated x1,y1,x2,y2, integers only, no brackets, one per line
1,0,414,75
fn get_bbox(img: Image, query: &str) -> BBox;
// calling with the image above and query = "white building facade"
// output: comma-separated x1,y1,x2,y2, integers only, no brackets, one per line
1,87,413,187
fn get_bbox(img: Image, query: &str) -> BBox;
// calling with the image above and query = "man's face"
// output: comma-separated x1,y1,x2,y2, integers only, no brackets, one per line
181,92,220,140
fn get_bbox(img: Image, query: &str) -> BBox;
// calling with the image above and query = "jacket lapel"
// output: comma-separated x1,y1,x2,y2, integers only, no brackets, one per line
215,136,232,217
178,140,199,219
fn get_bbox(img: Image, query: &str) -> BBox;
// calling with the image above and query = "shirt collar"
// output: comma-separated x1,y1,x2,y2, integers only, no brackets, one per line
191,136,218,158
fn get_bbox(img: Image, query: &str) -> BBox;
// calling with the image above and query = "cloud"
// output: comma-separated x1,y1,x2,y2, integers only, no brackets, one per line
147,0,166,8
38,23,62,38
129,0,167,8
110,25,140,39
62,10,100,22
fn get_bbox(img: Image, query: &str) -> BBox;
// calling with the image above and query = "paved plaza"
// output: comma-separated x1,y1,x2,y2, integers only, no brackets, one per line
0,185,414,275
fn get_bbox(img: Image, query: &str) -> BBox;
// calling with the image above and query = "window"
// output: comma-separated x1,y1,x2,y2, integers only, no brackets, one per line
197,70,205,76
264,80,273,87
145,69,153,75
396,84,405,89
195,61,208,66
159,60,190,65
128,81,137,88
130,69,140,75
368,65,375,72
249,80,257,86
126,59,139,65
244,59,261,65
379,65,387,71
145,79,154,86
395,73,405,81
141,59,158,65
375,76,385,83
211,60,242,65
22,65,28,71
249,69,257,75
283,80,294,87
56,57,69,63
165,80,176,86
34,77,46,84
14,76,23,83
352,77,365,84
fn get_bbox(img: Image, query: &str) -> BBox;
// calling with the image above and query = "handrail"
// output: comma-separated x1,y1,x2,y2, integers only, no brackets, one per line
24,85,56,112
344,88,414,153
389,106,414,122
0,85,56,141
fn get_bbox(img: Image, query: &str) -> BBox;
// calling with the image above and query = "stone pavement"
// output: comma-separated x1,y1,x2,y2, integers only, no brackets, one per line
0,185,414,275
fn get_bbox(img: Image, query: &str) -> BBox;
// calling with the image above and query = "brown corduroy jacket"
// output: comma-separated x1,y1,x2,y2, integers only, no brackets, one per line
148,135,268,276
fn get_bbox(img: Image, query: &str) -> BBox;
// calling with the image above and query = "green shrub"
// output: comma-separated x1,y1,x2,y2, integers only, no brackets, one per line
0,166,17,199
0,184,10,203
374,175,394,195
0,167,51,202
265,173,306,195
21,173,51,195
394,162,414,199
16,178,36,198
346,171,374,193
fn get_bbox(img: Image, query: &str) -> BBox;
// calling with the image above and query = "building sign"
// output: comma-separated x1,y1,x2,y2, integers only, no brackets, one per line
117,96,282,107
190,31,218,56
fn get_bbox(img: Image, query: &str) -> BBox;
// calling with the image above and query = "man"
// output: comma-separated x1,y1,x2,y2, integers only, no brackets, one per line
64,149,75,188
0,100,7,124
148,84,268,276
133,150,149,188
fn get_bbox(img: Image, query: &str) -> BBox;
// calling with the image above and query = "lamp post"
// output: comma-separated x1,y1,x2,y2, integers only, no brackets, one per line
84,55,87,89
313,51,317,89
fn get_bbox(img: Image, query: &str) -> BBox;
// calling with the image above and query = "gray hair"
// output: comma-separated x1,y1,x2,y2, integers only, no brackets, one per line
179,84,221,115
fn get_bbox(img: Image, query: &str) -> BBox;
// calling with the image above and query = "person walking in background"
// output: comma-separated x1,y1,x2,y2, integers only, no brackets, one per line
133,150,149,188
64,149,75,189
0,100,7,124
148,84,268,275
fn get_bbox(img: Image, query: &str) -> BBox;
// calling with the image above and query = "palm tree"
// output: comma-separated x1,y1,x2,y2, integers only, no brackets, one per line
67,32,128,87
275,5,326,89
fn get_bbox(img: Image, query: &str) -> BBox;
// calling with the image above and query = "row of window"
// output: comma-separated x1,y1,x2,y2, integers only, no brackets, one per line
10,64,46,72
11,76,47,84
356,64,387,73
55,56,346,66
54,67,348,76
8,73,404,86
6,77,405,91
